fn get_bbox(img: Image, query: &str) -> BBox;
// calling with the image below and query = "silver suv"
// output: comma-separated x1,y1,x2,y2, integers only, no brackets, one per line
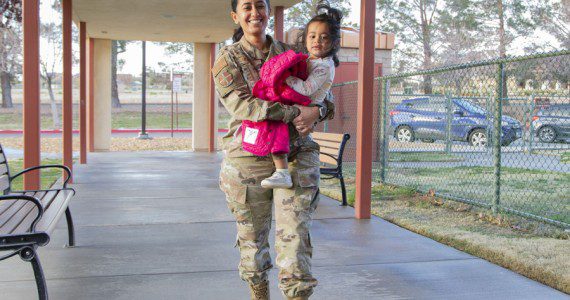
532,104,570,143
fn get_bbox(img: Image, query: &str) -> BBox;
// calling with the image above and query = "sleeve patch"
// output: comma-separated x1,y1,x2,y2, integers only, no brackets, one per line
212,56,228,76
217,70,234,87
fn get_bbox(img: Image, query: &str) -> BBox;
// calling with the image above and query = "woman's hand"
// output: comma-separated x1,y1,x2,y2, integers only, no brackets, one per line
296,124,316,137
293,105,319,134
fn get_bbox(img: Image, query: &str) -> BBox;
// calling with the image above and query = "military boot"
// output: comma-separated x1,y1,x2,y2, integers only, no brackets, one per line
249,281,270,300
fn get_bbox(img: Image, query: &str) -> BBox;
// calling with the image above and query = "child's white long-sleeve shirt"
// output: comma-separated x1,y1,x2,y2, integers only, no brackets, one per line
285,56,335,105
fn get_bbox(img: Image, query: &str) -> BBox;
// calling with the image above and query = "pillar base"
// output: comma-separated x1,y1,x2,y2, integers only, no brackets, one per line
137,132,153,140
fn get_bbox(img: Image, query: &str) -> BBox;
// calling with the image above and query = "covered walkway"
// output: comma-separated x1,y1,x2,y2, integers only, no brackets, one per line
0,152,565,299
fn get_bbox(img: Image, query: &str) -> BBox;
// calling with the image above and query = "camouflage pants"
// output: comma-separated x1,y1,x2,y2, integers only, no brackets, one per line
219,150,320,298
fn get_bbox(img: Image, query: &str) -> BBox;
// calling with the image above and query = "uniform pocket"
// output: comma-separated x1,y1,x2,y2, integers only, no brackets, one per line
296,166,320,188
231,185,248,204
220,161,248,204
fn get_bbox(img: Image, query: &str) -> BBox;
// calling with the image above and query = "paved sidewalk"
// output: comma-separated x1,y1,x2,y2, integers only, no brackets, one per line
0,151,566,299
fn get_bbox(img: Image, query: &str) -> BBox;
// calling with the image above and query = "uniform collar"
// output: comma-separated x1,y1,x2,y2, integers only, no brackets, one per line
238,35,281,61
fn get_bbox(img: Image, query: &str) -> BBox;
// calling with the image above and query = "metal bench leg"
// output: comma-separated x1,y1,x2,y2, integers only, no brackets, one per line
20,247,48,300
31,253,49,300
339,176,347,206
65,207,75,247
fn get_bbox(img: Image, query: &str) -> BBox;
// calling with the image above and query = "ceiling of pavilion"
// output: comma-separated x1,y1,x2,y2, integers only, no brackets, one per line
72,0,300,43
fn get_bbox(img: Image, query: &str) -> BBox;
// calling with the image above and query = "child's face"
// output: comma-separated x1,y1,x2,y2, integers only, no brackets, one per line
305,21,332,59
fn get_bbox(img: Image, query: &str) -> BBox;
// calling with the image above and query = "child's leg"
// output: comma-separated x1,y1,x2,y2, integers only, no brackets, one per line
273,154,288,169
262,154,293,188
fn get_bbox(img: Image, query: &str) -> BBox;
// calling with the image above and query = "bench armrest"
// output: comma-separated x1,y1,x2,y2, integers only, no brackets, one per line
10,187,76,197
319,152,340,167
0,195,44,233
10,164,72,188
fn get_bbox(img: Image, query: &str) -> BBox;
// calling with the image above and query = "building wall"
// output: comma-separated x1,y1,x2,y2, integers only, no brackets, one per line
336,48,392,80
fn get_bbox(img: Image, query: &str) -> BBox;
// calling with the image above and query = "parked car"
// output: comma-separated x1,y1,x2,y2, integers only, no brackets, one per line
389,97,522,146
531,104,570,143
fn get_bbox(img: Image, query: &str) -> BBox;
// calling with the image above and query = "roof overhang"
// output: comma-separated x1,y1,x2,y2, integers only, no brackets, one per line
72,0,300,43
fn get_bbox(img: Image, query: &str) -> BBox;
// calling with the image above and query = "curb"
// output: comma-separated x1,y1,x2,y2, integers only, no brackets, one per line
0,129,230,134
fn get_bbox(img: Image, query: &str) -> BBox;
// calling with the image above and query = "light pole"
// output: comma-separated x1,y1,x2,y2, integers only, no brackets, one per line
138,40,151,139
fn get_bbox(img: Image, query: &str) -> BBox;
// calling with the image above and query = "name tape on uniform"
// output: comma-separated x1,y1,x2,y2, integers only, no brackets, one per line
243,127,259,145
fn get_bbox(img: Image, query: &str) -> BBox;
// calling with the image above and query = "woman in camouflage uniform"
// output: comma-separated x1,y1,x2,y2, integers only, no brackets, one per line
213,0,334,299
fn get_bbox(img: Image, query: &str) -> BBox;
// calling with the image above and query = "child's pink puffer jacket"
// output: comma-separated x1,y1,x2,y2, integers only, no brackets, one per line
242,50,312,157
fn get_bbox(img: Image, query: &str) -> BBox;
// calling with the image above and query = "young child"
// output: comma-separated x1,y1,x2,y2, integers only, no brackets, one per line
260,6,342,188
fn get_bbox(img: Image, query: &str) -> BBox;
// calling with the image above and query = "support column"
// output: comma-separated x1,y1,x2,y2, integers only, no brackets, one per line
79,22,86,163
274,6,284,42
89,39,112,151
62,0,73,178
23,0,41,190
193,43,215,152
209,44,217,152
355,0,376,219
87,38,94,152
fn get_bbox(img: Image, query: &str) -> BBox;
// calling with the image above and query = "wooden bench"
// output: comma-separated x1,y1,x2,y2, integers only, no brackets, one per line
312,132,351,206
0,144,76,300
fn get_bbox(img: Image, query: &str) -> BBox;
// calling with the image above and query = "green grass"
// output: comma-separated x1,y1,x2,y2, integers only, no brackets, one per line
387,166,570,224
8,158,63,191
0,111,231,130
112,112,193,129
0,113,80,130
341,163,570,225
388,152,464,162
113,112,231,129
339,184,417,207
562,152,569,164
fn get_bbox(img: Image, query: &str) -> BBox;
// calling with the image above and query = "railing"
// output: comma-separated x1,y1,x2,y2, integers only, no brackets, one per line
322,50,570,228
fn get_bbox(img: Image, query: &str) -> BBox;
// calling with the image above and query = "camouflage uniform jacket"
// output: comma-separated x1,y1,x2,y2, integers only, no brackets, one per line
212,35,335,158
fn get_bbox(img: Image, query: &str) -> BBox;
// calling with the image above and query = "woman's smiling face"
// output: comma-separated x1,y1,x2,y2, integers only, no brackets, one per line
231,0,270,38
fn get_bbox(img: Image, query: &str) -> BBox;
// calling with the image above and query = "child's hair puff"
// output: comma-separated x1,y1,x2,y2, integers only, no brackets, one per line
296,3,343,67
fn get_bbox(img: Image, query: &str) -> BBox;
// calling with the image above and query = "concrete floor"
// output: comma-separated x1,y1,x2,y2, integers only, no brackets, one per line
0,151,567,299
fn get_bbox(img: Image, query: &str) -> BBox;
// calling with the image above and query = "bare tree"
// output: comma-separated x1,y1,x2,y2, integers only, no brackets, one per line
497,0,506,58
530,0,569,51
111,40,129,108
378,0,442,93
161,42,194,69
40,21,62,128
285,0,353,29
0,0,22,108
39,0,78,129
0,27,21,108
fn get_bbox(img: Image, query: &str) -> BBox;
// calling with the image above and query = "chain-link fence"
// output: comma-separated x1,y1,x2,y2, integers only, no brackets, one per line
320,50,570,228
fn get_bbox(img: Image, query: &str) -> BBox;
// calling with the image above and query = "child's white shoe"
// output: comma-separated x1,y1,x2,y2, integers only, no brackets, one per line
261,170,293,188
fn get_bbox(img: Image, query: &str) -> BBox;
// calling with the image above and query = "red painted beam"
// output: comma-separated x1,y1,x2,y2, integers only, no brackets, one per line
355,0,376,219
62,0,73,181
209,43,216,152
79,22,87,164
274,6,284,42
88,38,94,152
23,0,41,190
